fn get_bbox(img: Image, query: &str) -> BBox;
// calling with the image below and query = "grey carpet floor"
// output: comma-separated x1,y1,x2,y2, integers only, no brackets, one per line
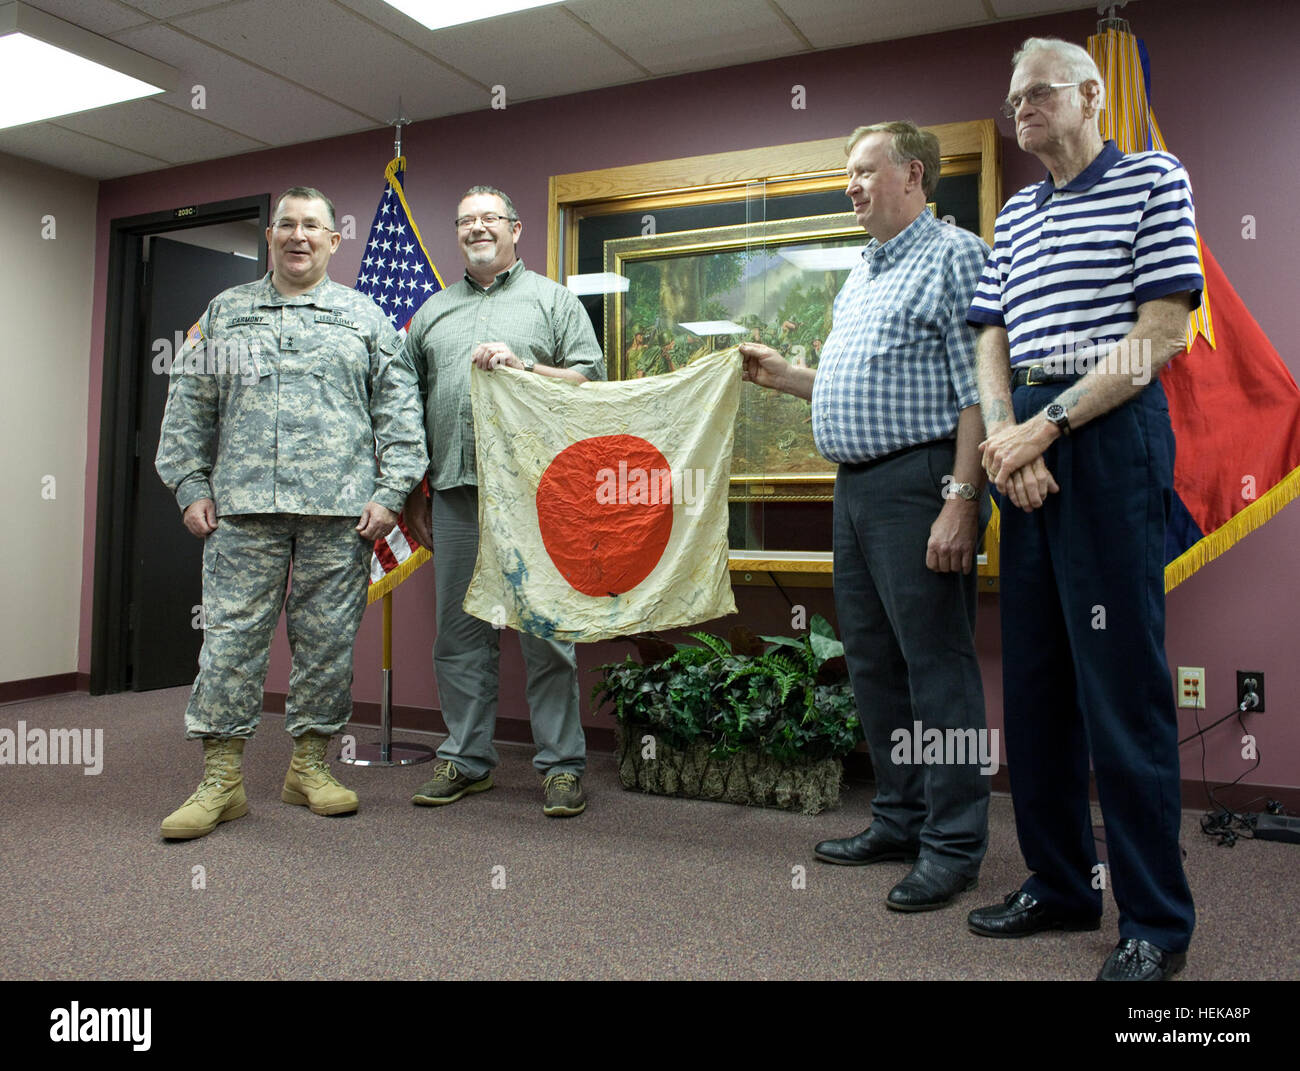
1,688,1296,981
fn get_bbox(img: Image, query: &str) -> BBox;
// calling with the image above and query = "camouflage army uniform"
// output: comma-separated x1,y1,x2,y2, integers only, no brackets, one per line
156,272,427,740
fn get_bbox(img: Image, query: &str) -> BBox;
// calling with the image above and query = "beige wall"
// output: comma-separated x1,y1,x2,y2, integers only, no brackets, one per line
0,151,96,682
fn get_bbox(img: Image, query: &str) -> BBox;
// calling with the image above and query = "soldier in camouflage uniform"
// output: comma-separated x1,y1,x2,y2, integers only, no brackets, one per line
155,186,428,840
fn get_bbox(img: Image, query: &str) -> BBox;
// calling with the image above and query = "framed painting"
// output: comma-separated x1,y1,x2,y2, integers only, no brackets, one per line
603,212,868,501
548,120,1002,584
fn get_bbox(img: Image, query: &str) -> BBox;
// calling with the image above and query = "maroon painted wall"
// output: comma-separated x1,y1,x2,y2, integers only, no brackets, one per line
80,0,1300,789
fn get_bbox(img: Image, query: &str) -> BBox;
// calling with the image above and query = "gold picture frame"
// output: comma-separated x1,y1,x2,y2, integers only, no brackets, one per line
548,120,1002,584
603,212,867,501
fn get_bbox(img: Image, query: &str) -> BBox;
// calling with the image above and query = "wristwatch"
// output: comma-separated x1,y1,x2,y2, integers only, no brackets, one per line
947,481,978,501
1045,402,1071,437
521,357,536,372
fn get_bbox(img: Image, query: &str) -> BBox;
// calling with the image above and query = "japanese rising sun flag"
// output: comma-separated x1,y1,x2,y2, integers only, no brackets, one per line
464,348,741,642
1088,23,1300,589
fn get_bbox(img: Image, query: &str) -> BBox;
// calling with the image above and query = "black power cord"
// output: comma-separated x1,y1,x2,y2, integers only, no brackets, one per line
1182,694,1263,847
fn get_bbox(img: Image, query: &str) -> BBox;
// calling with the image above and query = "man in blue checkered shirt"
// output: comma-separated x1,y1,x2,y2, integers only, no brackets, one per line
742,121,992,913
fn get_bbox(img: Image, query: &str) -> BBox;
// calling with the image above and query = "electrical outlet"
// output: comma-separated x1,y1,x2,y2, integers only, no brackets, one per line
1236,670,1265,713
1177,666,1205,709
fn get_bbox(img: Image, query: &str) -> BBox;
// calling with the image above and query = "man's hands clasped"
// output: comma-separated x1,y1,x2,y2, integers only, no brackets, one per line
979,417,1061,512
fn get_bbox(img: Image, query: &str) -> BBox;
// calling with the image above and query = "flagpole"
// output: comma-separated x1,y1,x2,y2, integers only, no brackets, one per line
344,587,434,766
341,104,436,767
390,98,408,161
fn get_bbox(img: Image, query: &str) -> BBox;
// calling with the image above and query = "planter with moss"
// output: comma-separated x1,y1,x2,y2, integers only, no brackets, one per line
593,616,860,816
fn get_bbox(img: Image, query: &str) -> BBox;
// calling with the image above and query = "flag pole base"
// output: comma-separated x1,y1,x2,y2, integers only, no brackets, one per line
339,666,436,766
340,741,435,767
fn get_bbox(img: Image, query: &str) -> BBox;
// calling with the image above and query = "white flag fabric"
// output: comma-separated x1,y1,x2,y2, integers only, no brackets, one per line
465,348,741,642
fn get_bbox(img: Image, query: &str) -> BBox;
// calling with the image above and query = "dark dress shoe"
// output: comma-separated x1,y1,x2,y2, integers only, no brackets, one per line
967,890,1101,938
1097,939,1187,981
814,828,918,866
886,857,977,912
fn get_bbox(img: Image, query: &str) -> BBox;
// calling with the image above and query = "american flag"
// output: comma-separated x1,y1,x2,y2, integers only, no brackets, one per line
356,156,444,334
357,156,443,602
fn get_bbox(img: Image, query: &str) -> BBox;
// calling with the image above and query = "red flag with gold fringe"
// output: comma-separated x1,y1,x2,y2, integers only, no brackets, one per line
1087,22,1300,590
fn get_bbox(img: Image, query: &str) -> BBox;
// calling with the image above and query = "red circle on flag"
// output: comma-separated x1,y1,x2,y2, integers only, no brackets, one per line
536,435,674,597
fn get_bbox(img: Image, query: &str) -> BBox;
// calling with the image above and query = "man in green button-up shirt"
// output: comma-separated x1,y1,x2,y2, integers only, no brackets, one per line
155,186,428,839
402,185,605,817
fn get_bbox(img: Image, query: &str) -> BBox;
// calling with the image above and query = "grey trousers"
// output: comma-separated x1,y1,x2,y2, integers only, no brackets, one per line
431,485,585,778
832,442,991,877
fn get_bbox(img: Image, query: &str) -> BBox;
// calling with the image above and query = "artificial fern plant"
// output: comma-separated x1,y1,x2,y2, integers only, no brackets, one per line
592,615,861,763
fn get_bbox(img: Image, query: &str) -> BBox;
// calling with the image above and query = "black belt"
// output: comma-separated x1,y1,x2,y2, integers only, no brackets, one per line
1011,364,1082,388
844,439,952,471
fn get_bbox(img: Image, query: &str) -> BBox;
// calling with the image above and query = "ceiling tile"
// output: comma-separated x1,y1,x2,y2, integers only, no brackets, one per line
332,0,486,75
19,0,154,35
990,0,1097,18
57,97,264,163
171,0,485,122
415,5,647,101
776,0,989,49
0,122,167,178
126,0,248,16
568,0,804,76
113,23,375,144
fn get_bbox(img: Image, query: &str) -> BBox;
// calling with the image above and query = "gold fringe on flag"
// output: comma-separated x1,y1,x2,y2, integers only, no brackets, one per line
367,545,431,605
1164,467,1300,591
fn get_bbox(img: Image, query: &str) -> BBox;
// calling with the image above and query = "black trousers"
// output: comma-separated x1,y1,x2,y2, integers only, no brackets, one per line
833,441,991,877
999,379,1195,952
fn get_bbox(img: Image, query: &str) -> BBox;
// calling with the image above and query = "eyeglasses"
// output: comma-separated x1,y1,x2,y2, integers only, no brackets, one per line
272,219,334,235
1000,82,1081,118
455,213,517,229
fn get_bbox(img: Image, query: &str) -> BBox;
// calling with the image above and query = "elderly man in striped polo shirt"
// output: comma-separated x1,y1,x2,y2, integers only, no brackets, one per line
966,37,1200,980
743,121,993,913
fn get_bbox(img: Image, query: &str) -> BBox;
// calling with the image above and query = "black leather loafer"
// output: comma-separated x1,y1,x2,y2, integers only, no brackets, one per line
967,890,1102,938
1097,939,1187,981
814,827,918,866
886,857,978,912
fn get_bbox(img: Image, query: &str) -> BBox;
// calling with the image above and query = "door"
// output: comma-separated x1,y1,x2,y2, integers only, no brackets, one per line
128,236,259,691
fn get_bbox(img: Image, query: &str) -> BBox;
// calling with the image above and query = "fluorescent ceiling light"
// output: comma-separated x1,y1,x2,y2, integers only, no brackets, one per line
777,246,868,272
679,321,746,336
565,272,629,296
0,2,176,130
383,0,565,32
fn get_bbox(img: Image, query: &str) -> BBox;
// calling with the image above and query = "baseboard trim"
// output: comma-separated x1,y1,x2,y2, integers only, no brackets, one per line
0,673,88,705
841,750,1300,813
263,694,620,756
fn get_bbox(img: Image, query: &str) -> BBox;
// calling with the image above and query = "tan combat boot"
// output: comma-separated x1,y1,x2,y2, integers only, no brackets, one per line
281,732,359,816
161,737,248,839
